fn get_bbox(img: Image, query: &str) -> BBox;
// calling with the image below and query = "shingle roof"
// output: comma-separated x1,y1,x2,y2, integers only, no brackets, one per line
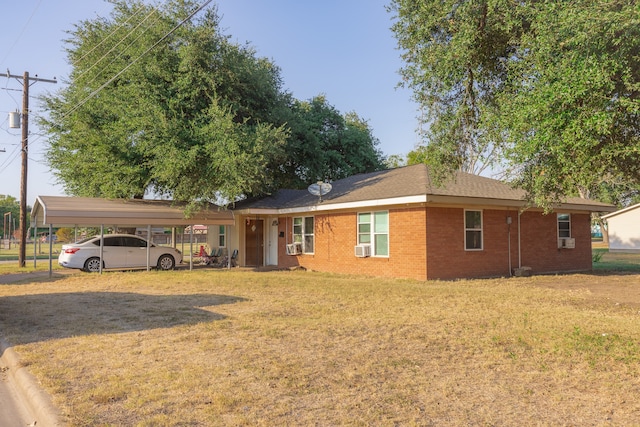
32,196,235,227
234,164,615,212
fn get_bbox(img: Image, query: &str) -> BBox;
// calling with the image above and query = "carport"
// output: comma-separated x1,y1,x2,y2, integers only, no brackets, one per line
31,196,235,276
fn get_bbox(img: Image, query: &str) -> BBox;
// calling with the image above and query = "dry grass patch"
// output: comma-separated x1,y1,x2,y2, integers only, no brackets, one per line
1,270,640,425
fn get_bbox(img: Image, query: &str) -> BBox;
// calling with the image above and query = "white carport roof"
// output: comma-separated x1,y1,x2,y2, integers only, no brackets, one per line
32,196,235,227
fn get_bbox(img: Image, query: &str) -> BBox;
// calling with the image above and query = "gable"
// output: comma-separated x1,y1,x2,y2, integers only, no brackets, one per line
602,202,640,221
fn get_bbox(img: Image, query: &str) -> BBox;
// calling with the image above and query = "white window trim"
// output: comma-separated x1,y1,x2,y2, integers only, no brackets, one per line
557,213,571,238
358,211,389,257
464,209,483,251
293,216,315,254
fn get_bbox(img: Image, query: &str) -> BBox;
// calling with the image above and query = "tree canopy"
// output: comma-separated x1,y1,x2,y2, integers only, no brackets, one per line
41,0,384,204
273,96,385,190
391,0,640,207
0,195,20,238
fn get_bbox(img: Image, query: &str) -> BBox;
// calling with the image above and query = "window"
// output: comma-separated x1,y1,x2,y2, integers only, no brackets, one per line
557,214,571,238
465,210,483,250
357,211,389,256
124,236,148,247
293,216,314,254
218,225,226,247
103,237,123,247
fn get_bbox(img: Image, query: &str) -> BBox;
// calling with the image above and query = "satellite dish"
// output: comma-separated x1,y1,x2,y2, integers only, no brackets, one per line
308,181,332,201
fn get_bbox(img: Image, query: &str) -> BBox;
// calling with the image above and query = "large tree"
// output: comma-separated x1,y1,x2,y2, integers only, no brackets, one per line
41,0,289,203
498,0,640,208
390,0,640,207
41,0,385,204
390,0,523,179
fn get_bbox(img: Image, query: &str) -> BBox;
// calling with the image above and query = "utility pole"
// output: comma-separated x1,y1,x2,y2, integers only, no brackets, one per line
1,70,56,267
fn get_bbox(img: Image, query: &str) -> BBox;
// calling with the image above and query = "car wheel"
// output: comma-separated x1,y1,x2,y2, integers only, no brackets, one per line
83,257,102,272
157,254,175,270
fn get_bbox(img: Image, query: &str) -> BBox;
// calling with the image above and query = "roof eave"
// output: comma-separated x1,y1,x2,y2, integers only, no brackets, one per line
236,195,429,215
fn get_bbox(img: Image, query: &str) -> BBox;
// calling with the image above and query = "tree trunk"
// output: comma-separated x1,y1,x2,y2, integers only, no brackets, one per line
596,216,609,246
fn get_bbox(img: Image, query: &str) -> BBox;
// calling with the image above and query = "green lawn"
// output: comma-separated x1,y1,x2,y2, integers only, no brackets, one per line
592,247,640,271
0,242,63,261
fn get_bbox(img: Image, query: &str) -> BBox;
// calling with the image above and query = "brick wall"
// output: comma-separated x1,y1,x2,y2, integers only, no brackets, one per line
276,208,428,280
271,207,592,281
425,207,519,280
519,211,592,274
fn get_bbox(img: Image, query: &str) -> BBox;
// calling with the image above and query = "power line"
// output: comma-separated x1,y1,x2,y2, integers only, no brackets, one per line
0,145,21,169
0,0,214,190
0,0,43,68
75,7,160,84
72,3,148,67
62,0,213,119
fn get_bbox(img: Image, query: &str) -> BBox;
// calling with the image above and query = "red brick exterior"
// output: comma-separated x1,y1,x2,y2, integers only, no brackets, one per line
262,206,593,281
275,209,428,280
519,210,592,274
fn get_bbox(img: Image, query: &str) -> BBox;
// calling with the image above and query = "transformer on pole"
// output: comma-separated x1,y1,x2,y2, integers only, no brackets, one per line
0,70,56,267
9,110,20,128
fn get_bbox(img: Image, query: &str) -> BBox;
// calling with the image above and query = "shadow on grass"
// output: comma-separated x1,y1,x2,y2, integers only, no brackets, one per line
0,291,246,347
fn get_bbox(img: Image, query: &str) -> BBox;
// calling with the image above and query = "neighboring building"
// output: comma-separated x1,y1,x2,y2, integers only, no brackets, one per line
602,203,640,253
229,164,615,280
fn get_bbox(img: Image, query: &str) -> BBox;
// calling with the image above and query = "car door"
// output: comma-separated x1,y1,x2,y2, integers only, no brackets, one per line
123,236,150,268
102,236,127,268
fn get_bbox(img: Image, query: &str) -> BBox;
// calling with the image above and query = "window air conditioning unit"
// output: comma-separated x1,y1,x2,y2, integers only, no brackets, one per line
354,244,371,258
286,242,302,255
558,237,575,249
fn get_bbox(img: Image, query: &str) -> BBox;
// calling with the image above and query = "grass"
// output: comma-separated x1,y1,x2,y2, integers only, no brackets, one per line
0,242,63,262
1,267,640,425
592,247,640,271
0,242,63,274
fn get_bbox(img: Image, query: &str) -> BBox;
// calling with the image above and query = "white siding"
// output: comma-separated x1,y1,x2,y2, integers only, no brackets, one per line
606,205,640,252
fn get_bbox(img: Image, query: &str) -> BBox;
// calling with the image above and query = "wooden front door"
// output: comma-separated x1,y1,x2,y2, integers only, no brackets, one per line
245,219,264,267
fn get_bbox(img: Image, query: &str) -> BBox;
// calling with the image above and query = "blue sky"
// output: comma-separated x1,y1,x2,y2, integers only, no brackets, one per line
0,0,420,201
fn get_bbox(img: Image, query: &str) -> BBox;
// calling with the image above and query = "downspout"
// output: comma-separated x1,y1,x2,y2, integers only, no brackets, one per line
518,211,522,269
507,215,512,276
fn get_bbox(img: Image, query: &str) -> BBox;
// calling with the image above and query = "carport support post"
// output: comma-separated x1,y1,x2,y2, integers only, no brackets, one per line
32,221,37,269
48,224,53,277
99,224,104,274
146,225,152,271
189,225,194,270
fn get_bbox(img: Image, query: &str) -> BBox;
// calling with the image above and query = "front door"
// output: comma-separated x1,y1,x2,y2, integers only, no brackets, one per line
245,219,264,267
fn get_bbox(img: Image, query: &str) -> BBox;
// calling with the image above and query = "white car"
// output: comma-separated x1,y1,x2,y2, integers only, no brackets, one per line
58,234,182,272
